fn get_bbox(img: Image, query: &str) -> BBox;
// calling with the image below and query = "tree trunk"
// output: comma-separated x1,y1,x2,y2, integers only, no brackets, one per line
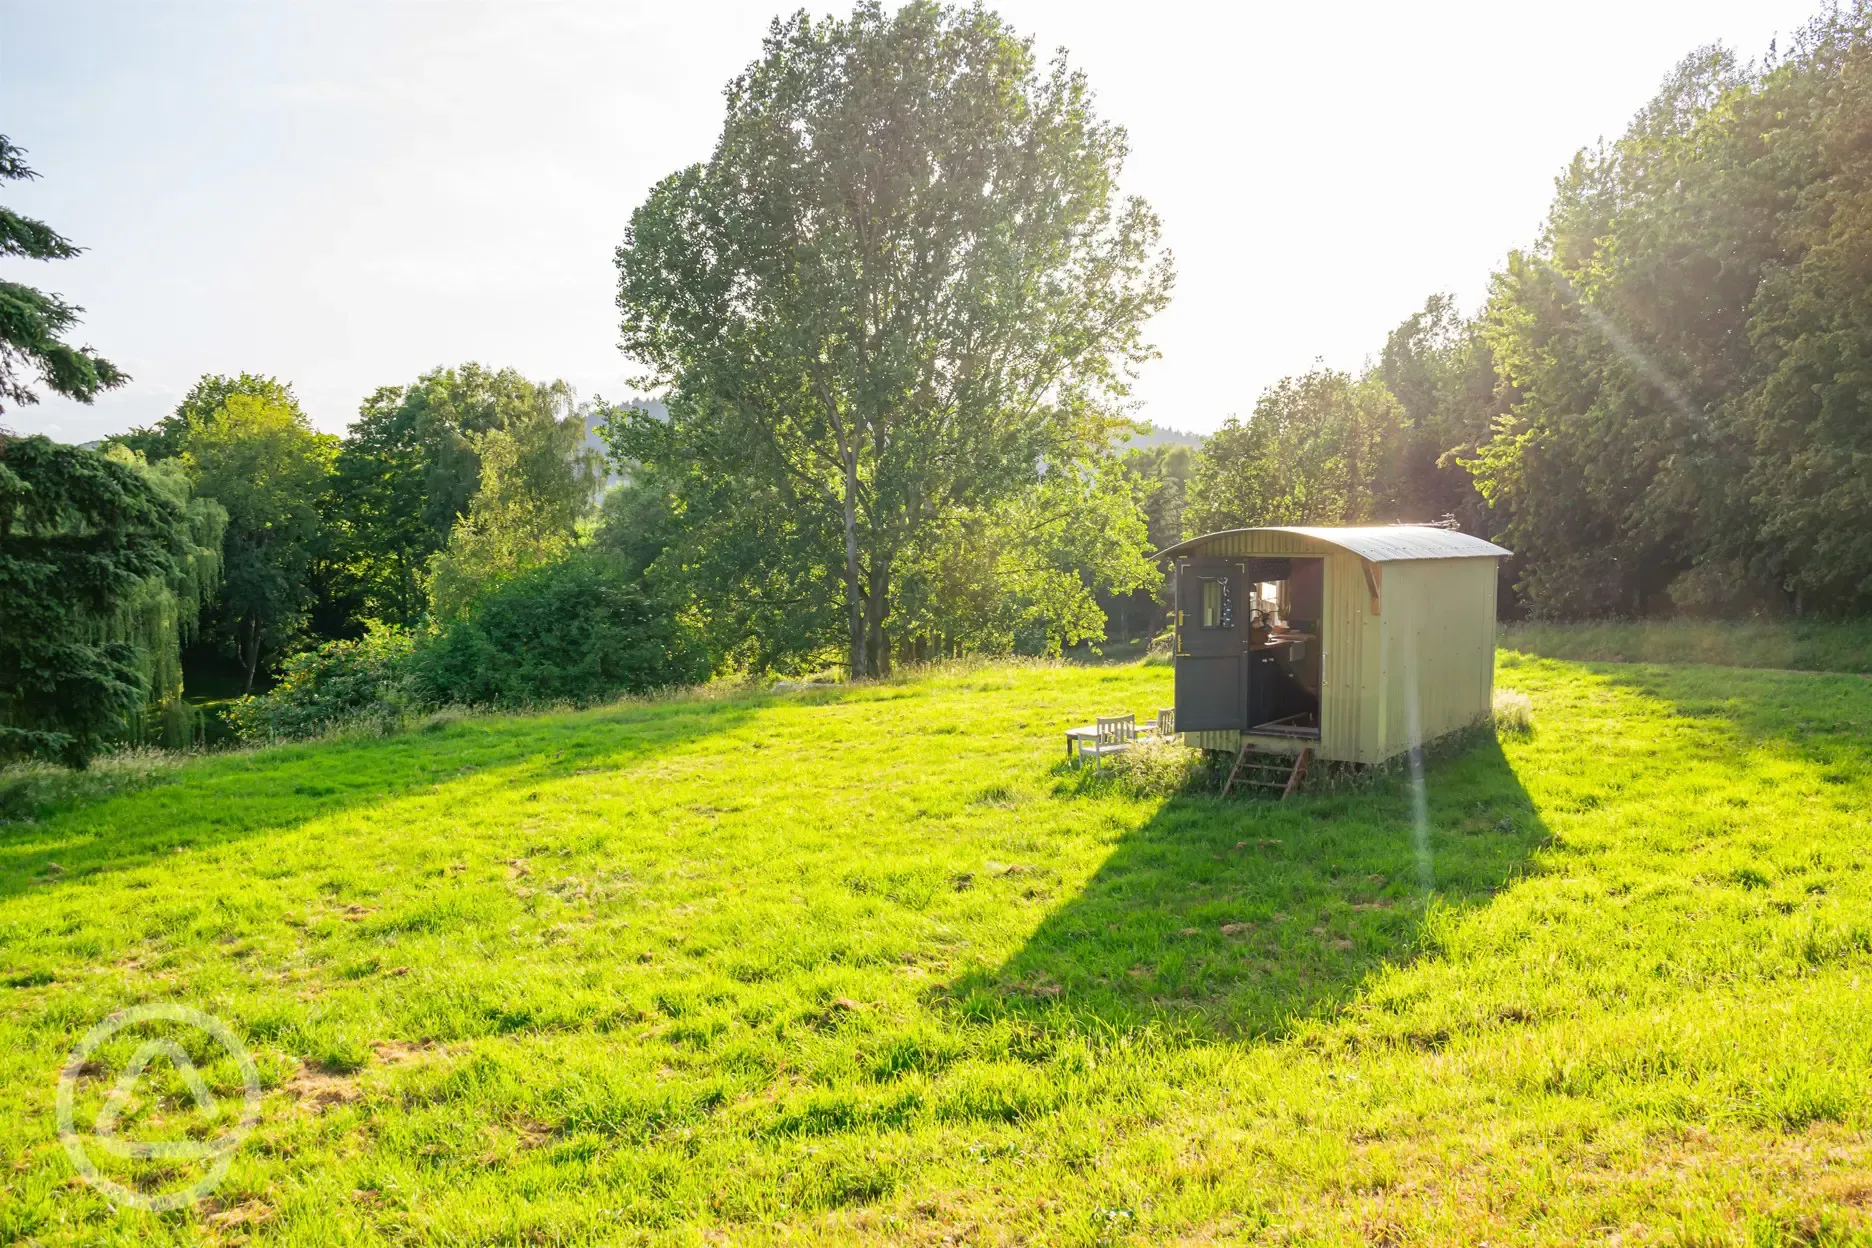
864,555,891,678
241,613,263,693
1344,420,1362,525
840,452,868,678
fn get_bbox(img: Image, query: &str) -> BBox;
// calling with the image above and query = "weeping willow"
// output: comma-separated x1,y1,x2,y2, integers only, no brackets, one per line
102,448,227,746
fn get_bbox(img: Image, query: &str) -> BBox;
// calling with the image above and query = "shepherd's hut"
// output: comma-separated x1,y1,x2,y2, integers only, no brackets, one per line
1157,526,1512,774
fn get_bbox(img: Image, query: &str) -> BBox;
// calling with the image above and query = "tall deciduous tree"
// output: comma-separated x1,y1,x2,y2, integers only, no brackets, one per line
424,383,600,620
117,372,304,464
182,394,337,690
0,137,126,413
1376,293,1506,532
611,1,1173,676
325,364,549,627
1186,368,1399,535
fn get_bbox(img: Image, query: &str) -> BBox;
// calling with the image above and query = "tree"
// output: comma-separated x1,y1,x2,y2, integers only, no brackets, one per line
611,1,1173,676
424,382,600,619
182,394,337,690
1186,367,1399,535
116,373,303,464
0,136,126,413
1740,13,1872,613
1376,294,1505,531
102,446,227,740
1093,440,1192,643
1468,33,1836,616
0,434,212,765
324,364,549,627
892,459,1153,656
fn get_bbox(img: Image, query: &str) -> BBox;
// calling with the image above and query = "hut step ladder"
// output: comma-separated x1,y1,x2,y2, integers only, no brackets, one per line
1222,745,1311,799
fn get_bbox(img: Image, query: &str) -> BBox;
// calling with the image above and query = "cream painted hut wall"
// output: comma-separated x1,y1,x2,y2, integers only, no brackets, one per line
1370,557,1499,762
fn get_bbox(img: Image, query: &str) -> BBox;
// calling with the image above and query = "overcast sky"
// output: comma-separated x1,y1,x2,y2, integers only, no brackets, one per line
0,0,1824,443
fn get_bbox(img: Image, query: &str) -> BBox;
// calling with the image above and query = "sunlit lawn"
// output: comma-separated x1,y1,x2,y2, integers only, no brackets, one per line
2,651,1870,1244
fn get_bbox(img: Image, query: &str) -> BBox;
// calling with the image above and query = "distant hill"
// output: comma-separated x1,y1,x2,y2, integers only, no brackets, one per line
584,398,666,486
1121,423,1204,452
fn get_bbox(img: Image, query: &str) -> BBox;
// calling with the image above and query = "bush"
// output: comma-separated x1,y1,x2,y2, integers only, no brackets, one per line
411,552,707,708
228,625,417,743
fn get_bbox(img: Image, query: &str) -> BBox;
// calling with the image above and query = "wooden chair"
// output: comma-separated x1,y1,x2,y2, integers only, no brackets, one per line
1080,714,1136,769
1155,707,1175,737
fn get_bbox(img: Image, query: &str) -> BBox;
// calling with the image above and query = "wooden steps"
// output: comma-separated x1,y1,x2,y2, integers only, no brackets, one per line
1221,744,1311,799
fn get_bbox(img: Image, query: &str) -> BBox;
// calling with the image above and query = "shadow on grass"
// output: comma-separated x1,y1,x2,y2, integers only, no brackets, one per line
948,732,1548,1042
0,694,765,904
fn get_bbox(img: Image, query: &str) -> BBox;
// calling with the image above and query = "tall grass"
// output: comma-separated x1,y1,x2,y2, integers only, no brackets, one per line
1501,616,1872,672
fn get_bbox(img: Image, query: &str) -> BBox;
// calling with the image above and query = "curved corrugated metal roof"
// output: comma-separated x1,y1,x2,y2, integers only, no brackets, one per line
1155,525,1512,563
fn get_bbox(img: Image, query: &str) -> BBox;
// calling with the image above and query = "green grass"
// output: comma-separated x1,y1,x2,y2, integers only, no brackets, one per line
1502,616,1872,673
2,654,1870,1243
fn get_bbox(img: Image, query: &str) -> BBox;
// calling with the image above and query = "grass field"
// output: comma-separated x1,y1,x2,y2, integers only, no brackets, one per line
2,649,1871,1244
1500,617,1872,674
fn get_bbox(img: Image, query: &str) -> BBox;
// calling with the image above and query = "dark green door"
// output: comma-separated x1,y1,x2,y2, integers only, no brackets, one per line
1174,558,1248,732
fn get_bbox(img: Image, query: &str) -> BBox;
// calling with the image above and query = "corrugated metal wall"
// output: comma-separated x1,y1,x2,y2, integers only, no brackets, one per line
1378,558,1498,759
1175,534,1499,765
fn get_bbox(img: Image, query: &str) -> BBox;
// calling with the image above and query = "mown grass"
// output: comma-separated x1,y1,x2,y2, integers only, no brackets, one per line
1,654,1870,1244
1502,616,1872,673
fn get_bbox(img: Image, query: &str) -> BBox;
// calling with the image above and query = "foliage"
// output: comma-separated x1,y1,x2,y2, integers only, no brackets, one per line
114,372,304,464
1105,734,1206,796
891,461,1154,656
423,384,601,620
0,136,125,413
4,655,1870,1240
225,624,417,744
1470,10,1872,616
596,451,849,675
1169,9,1872,622
1096,440,1194,643
100,447,227,742
324,364,555,628
1186,366,1401,532
413,551,706,708
181,393,338,690
1375,292,1506,533
611,0,1173,676
0,747,181,824
0,435,202,765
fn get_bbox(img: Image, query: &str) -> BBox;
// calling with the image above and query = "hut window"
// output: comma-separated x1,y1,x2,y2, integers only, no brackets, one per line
1199,577,1233,629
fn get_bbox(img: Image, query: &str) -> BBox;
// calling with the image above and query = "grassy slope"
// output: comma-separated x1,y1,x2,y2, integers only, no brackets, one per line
1,655,1869,1244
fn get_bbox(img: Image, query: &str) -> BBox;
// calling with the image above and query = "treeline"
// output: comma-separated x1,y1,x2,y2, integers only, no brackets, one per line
1189,6,1872,619
2,4,1170,763
2,364,716,762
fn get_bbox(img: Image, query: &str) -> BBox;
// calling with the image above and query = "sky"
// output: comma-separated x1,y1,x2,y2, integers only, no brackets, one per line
0,0,1827,443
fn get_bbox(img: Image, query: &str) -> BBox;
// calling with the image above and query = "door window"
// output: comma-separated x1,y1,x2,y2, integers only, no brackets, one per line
1199,577,1233,629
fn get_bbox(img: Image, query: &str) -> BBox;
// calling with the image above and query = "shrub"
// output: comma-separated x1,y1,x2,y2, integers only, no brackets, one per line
228,624,417,743
1492,688,1534,737
411,552,708,708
